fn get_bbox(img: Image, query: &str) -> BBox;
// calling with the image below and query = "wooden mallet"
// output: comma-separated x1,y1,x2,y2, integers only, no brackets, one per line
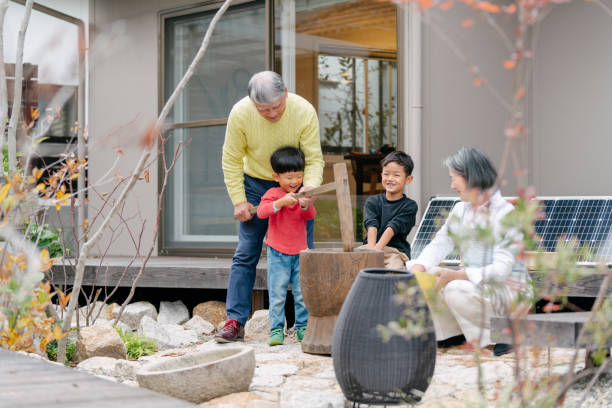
248,162,354,252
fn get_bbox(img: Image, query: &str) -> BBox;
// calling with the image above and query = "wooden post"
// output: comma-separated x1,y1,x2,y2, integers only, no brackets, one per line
333,163,353,252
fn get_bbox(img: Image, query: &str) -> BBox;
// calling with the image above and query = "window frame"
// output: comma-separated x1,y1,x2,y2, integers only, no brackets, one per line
158,0,271,256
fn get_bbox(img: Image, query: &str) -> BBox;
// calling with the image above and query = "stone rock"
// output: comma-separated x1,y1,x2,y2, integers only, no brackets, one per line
245,309,270,341
77,356,140,381
193,300,226,328
217,320,226,332
112,301,157,330
137,346,255,404
138,315,198,350
93,318,132,334
183,315,215,336
201,392,267,407
280,389,344,408
158,300,189,325
76,325,127,361
250,363,298,389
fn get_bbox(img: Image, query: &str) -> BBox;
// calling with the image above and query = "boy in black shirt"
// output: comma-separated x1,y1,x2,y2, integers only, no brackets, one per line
359,151,418,269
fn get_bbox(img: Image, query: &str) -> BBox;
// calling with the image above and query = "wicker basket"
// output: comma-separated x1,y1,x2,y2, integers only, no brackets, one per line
332,268,436,405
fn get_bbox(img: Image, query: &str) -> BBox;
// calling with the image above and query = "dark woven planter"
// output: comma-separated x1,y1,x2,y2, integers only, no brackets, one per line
332,268,436,405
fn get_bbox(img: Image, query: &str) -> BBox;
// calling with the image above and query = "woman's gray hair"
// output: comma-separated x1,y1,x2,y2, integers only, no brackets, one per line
247,71,286,104
444,146,497,190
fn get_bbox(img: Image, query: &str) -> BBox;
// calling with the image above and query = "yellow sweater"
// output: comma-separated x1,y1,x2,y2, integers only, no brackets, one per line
222,93,324,205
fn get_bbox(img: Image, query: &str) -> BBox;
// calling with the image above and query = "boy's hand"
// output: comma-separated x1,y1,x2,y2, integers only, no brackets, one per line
234,201,254,222
298,186,316,209
276,193,298,209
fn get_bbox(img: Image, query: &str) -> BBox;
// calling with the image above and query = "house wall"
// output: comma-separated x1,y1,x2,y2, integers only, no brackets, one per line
85,1,612,256
420,7,516,204
419,2,612,204
532,3,612,196
88,0,200,256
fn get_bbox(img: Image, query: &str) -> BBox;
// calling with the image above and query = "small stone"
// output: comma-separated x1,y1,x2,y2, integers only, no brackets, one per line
138,316,198,349
183,315,215,336
77,356,140,381
193,301,226,328
158,300,189,325
93,318,131,334
245,309,270,342
113,301,158,330
76,325,127,361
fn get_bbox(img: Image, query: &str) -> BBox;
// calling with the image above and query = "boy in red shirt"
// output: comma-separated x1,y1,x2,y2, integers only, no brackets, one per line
257,146,315,346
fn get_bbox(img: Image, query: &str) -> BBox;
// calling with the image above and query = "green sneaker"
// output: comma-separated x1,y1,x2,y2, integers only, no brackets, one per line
268,328,284,346
296,326,307,342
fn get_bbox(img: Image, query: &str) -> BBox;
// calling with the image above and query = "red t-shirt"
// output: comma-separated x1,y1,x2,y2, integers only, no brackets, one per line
257,187,316,255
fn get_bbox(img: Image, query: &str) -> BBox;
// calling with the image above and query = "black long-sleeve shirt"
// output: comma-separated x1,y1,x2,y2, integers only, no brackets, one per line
363,194,418,258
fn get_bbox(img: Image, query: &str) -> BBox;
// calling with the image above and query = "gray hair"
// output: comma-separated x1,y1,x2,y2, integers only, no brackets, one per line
444,146,497,190
247,71,286,104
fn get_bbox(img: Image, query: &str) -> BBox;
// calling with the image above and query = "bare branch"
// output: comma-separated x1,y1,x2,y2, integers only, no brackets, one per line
554,268,612,406
7,0,34,174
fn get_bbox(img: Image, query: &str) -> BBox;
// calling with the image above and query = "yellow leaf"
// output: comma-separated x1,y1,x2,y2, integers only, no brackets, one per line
70,173,80,180
53,325,68,340
16,254,27,271
0,184,10,203
55,202,61,211
144,169,150,183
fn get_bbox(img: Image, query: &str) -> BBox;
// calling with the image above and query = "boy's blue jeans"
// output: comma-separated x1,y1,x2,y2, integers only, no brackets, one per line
226,174,314,326
266,246,308,331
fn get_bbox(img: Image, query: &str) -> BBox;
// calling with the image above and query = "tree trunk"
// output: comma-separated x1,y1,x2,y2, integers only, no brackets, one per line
0,0,9,165
7,0,34,175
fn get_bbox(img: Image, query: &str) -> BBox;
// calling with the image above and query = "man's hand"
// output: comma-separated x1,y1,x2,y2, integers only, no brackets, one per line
234,201,254,222
298,186,316,209
275,193,298,209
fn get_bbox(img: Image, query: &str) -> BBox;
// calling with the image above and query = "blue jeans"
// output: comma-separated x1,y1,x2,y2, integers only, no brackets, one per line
266,246,308,331
226,174,314,325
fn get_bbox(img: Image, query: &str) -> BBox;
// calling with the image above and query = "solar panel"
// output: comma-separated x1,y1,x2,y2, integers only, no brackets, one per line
410,197,459,264
411,196,612,266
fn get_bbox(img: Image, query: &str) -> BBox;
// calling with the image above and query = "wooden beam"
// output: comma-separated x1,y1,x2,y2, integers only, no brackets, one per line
334,162,354,252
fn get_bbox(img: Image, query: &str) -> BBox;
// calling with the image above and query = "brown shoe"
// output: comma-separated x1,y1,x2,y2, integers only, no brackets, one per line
214,319,245,343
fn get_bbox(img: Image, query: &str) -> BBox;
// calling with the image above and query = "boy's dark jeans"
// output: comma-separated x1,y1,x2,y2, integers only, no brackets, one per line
225,174,314,326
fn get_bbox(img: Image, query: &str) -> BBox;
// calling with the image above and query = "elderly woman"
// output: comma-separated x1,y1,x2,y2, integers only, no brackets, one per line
407,146,528,356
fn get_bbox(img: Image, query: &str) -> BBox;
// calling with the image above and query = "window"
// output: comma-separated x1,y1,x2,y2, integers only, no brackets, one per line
161,1,266,251
274,0,398,242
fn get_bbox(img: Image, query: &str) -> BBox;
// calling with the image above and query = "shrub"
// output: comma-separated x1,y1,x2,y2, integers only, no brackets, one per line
114,326,157,359
46,338,76,364
27,223,66,259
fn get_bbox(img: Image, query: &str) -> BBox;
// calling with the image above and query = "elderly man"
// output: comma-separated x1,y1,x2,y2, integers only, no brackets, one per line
215,71,324,342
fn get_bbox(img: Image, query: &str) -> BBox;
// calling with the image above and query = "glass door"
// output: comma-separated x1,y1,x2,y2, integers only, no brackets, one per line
161,1,266,251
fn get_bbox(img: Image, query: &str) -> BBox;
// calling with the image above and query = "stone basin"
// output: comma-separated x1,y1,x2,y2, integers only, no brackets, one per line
136,346,255,403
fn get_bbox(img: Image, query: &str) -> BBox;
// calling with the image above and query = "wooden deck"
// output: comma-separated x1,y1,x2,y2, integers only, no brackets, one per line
0,348,196,407
49,256,267,290
49,257,611,297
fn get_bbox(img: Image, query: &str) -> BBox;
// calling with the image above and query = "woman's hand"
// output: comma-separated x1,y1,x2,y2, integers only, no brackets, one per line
435,268,468,287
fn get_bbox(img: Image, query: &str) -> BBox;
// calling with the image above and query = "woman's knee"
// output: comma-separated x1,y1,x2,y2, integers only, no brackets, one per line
443,280,477,307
